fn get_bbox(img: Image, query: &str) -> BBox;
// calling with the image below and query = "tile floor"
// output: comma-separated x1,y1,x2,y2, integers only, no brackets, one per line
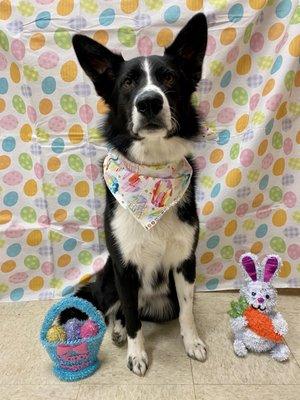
0,290,299,400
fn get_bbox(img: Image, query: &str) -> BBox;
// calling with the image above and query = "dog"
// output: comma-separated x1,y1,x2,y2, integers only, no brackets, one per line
60,13,208,376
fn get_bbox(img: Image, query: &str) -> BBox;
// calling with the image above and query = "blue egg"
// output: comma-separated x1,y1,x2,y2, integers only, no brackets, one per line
228,4,244,23
221,71,232,88
42,77,56,94
0,77,8,94
218,129,230,145
62,286,74,297
265,118,274,135
259,175,269,190
164,5,180,24
2,137,16,152
36,11,51,29
7,243,21,257
58,192,71,206
10,288,24,301
276,0,292,18
52,137,64,154
63,238,77,251
206,278,219,291
211,183,221,198
99,8,115,26
207,235,220,249
271,55,283,74
4,191,18,207
256,224,268,238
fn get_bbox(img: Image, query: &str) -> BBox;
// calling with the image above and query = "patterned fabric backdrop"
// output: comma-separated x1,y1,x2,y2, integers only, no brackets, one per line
0,0,299,301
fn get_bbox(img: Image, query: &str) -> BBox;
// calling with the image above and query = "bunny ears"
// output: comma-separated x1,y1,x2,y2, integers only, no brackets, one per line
239,252,282,283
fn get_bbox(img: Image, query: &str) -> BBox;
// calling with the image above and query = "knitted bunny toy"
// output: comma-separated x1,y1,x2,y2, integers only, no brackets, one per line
229,252,290,362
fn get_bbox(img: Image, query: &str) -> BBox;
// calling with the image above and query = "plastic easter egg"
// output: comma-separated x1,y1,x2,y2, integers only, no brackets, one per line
74,206,89,222
250,32,264,52
60,94,77,114
55,172,73,187
99,8,115,26
3,170,23,185
270,236,286,253
18,153,33,170
118,26,136,47
232,87,248,106
21,207,36,223
78,250,93,265
4,191,18,206
222,198,236,214
68,154,84,172
42,77,56,94
217,107,235,123
35,11,50,29
11,39,25,61
38,51,59,69
12,95,26,114
164,5,180,24
0,30,9,51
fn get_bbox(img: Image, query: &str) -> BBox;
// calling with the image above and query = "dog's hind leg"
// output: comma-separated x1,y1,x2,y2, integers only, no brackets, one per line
112,307,127,346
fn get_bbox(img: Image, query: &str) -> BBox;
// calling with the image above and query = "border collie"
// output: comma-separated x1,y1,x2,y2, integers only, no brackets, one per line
60,13,208,376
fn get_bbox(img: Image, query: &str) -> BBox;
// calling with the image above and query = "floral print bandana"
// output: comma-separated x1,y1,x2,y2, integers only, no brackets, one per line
103,153,193,230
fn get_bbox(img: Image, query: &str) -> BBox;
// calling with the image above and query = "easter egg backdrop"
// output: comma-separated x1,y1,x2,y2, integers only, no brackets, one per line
0,0,299,300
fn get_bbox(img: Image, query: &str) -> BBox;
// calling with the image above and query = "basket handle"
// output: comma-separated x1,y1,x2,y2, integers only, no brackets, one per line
40,296,105,342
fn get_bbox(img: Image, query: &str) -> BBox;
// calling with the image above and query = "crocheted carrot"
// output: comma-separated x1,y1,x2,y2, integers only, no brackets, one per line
243,307,283,343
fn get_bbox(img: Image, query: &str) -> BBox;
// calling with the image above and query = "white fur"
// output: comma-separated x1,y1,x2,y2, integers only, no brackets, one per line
127,328,148,376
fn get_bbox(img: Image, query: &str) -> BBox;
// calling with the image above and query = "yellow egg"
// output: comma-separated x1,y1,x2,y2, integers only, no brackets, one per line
224,220,237,237
57,0,74,16
210,149,223,163
29,276,44,291
30,33,45,50
200,252,214,264
224,265,237,280
276,102,287,119
0,210,12,225
81,229,95,242
121,0,138,13
251,241,263,254
262,79,275,96
268,22,284,41
186,0,203,10
93,30,109,45
226,168,242,188
20,124,32,142
0,155,11,170
157,28,173,47
279,261,291,278
54,209,67,222
213,92,225,108
23,179,37,196
68,124,84,144
47,325,66,342
1,260,16,273
202,201,214,216
0,0,12,20
27,230,42,246
258,139,268,156
295,71,300,87
75,181,90,197
289,35,300,57
236,114,249,133
273,158,285,176
47,156,61,171
0,98,5,112
249,0,266,9
252,193,264,208
80,274,92,284
236,54,251,75
39,98,53,115
60,60,77,82
272,209,287,227
220,28,236,45
97,99,110,114
58,254,71,268
10,62,20,83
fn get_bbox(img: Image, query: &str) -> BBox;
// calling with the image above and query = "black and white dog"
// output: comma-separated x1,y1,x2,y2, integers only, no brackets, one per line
60,13,208,376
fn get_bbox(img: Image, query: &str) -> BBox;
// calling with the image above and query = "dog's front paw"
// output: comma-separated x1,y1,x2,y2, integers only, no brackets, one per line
127,351,149,376
184,337,207,362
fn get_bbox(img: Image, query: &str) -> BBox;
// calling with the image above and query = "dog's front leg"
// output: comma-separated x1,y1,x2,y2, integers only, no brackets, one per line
114,263,148,376
174,255,207,361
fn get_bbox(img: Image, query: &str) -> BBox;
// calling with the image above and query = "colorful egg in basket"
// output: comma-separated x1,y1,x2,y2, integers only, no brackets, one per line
40,296,106,381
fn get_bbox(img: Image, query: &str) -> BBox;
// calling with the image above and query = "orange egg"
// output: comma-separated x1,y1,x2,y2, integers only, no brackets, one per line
23,179,37,196
295,71,300,87
236,54,251,75
121,0,138,13
157,28,173,47
202,201,214,216
54,209,67,222
236,114,249,133
262,79,275,96
258,139,268,156
39,98,53,115
0,0,12,20
75,181,90,197
224,220,237,237
276,102,287,119
0,155,11,170
226,169,242,188
252,193,264,208
81,229,95,242
29,276,44,291
47,156,61,171
224,265,237,280
200,252,214,264
273,158,285,176
93,30,109,45
186,0,203,10
30,33,45,50
249,0,266,9
20,124,32,142
279,261,291,278
68,124,84,144
272,209,287,227
57,0,74,16
27,230,42,246
57,254,71,267
60,60,77,82
210,149,224,163
1,260,16,273
80,274,92,284
213,92,225,108
0,98,5,112
268,23,284,41
251,241,263,254
10,62,20,83
97,99,110,114
289,35,300,57
0,210,12,225
220,28,236,45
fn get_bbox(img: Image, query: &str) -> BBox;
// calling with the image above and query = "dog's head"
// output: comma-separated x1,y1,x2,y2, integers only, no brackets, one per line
73,13,207,164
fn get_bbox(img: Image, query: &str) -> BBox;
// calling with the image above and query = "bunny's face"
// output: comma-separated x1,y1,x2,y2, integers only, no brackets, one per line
240,281,277,314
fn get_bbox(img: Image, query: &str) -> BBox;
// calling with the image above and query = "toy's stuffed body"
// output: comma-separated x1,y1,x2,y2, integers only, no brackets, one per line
229,253,290,362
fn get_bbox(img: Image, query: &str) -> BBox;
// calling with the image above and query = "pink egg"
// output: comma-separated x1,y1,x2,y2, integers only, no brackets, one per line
79,104,93,124
283,191,297,208
256,205,272,219
287,244,300,260
55,172,73,187
216,163,228,178
38,215,51,226
206,261,223,275
11,39,25,61
240,149,254,167
3,171,23,185
138,36,153,56
250,93,260,111
206,35,216,56
27,106,37,123
275,32,288,53
48,116,66,132
91,215,103,229
80,320,99,338
217,107,235,124
198,101,210,117
4,224,25,238
38,51,59,69
42,261,54,276
0,115,18,130
86,164,99,181
283,138,293,155
195,156,206,171
9,272,28,284
250,32,264,52
262,153,273,169
226,46,239,64
266,93,282,111
63,222,80,234
93,257,106,272
64,267,81,280
236,203,249,217
0,53,7,70
34,162,44,179
206,217,225,231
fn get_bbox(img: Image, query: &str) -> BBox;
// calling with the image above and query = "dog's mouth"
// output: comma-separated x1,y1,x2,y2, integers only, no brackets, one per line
251,305,266,312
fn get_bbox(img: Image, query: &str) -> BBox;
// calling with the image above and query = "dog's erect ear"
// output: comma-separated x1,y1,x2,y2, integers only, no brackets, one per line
239,253,258,282
164,13,207,84
262,255,282,283
72,34,124,102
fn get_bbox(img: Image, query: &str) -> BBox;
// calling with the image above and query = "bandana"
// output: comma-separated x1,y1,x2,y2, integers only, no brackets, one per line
103,152,193,230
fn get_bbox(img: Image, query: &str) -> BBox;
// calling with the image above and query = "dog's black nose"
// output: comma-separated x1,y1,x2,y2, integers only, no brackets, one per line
136,91,163,117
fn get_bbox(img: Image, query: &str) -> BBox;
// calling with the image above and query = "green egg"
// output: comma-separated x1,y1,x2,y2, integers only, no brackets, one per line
209,60,224,77
80,0,98,13
232,87,248,106
257,56,273,70
36,128,49,142
220,245,234,260
23,65,39,82
42,183,56,196
18,153,33,170
24,255,40,270
50,277,63,289
78,250,93,265
68,154,84,172
74,206,89,222
292,211,300,223
12,95,26,114
230,143,240,160
222,198,236,214
199,175,214,189
284,71,295,91
21,206,36,223
48,231,62,242
291,5,300,24
60,94,77,114
17,0,35,17
269,186,283,202
54,28,72,50
272,131,283,149
95,183,105,197
144,0,163,11
118,26,136,47
270,236,286,253
0,30,9,51
243,23,253,44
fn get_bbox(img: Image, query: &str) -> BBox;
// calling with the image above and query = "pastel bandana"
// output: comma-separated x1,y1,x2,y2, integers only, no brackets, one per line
103,153,193,230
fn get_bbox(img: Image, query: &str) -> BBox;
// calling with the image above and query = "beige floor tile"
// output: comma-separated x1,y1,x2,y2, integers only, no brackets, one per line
0,299,55,316
194,385,300,400
0,385,79,400
284,314,300,364
78,384,195,400
191,313,300,385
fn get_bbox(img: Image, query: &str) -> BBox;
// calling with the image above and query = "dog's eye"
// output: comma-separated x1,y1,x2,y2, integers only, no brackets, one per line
123,78,134,89
163,72,175,87
266,294,270,299
251,292,256,296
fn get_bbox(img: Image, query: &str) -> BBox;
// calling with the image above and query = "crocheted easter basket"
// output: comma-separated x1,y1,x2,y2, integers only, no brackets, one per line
40,296,106,381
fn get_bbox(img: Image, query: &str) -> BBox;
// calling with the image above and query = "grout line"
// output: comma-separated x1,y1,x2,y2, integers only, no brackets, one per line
75,385,81,400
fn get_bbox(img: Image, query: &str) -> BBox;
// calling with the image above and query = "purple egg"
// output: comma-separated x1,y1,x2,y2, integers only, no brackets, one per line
64,318,84,341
